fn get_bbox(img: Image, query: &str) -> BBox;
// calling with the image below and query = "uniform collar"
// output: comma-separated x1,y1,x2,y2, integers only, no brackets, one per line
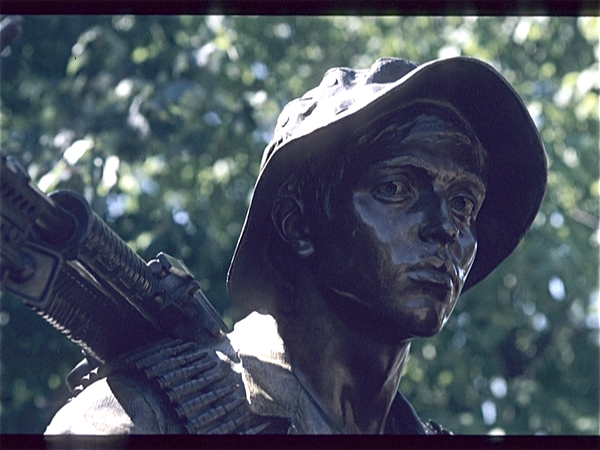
227,311,434,434
228,312,343,433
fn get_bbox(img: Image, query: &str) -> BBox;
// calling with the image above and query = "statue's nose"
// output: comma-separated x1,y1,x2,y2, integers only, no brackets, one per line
417,195,459,245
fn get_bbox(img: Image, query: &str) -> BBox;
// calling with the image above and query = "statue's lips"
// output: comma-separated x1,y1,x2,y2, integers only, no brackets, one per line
406,269,454,293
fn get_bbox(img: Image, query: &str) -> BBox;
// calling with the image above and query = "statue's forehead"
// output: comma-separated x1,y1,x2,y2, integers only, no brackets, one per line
357,107,476,144
347,113,487,177
366,151,487,193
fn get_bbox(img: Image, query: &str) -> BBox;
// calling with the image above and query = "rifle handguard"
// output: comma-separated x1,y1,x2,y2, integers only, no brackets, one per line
1,154,228,362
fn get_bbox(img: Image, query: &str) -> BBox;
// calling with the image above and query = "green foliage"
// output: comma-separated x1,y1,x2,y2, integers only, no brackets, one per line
0,16,598,434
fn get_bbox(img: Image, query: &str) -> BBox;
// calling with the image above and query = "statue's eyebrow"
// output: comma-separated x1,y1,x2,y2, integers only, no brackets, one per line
452,176,487,197
375,154,430,172
375,155,486,193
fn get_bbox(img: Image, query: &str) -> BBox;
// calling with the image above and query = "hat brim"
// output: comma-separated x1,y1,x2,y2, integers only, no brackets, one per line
228,57,547,310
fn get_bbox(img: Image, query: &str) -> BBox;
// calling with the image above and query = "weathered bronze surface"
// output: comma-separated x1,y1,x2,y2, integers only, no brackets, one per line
47,57,547,435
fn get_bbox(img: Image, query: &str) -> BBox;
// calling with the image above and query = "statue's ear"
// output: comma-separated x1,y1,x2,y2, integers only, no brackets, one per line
271,194,315,258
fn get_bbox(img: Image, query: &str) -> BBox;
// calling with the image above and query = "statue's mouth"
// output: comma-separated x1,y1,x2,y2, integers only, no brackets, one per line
406,268,453,289
404,264,456,304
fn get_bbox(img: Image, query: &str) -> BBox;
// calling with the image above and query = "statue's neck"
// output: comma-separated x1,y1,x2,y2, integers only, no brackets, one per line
274,278,412,434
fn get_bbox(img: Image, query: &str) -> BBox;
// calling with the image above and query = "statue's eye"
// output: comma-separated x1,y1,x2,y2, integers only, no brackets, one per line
450,194,476,217
372,179,413,203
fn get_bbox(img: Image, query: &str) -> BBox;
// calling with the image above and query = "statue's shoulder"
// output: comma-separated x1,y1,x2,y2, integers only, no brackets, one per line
47,338,272,435
46,254,280,435
46,369,182,434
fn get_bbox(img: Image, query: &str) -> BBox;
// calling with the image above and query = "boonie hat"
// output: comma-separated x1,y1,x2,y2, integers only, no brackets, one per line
227,57,548,311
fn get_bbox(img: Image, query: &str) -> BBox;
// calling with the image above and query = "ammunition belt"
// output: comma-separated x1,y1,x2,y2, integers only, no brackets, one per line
72,338,274,434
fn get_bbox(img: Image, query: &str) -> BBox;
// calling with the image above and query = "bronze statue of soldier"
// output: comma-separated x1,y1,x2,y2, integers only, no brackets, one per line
46,57,547,435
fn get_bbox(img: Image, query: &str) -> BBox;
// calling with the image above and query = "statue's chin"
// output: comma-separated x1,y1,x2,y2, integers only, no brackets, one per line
384,296,453,341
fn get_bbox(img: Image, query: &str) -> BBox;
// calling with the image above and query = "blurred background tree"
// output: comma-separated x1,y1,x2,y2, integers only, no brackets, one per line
0,15,597,434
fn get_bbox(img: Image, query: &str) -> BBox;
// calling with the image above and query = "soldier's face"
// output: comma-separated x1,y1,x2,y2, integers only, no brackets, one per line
313,122,486,340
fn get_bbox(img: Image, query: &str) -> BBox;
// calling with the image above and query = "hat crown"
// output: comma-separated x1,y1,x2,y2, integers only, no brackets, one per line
264,58,418,168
